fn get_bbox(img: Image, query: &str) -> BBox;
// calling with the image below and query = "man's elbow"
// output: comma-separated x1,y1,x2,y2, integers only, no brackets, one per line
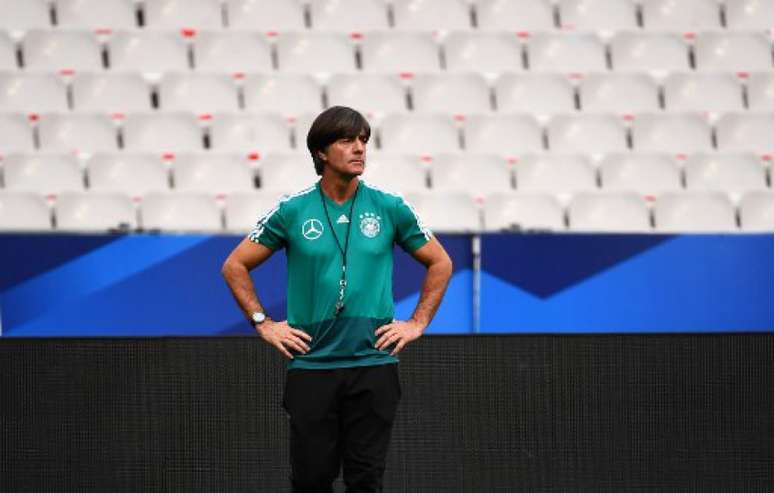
221,256,240,279
438,252,453,279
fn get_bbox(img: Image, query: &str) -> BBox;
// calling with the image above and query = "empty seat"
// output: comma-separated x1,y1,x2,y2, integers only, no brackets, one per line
209,113,291,153
379,114,459,154
429,153,512,197
109,31,189,72
515,154,597,196
568,192,651,232
38,113,117,153
276,33,355,74
598,152,681,196
361,32,440,73
360,154,427,194
725,0,774,30
640,0,721,30
403,192,479,233
56,0,136,29
695,32,772,72
392,0,471,30
158,73,239,113
0,32,16,70
610,32,690,74
464,114,543,155
122,113,203,153
684,153,767,197
309,0,389,31
55,191,136,231
3,153,83,195
632,113,712,153
739,191,774,232
22,30,102,71
475,0,555,31
326,74,406,115
411,73,492,114
172,153,254,194
558,0,637,31
663,73,744,113
193,31,272,72
87,153,169,197
747,73,774,111
579,73,660,114
259,153,319,192
144,0,223,29
0,73,68,113
444,31,523,74
140,192,222,232
243,74,322,115
71,72,151,113
0,0,51,30
0,114,34,153
654,191,737,232
716,113,774,154
0,191,51,231
547,114,628,154
483,192,564,231
494,73,575,115
292,113,317,149
224,190,287,232
225,0,305,30
528,32,606,72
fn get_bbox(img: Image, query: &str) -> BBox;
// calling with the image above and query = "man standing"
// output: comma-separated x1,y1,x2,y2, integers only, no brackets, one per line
222,106,452,492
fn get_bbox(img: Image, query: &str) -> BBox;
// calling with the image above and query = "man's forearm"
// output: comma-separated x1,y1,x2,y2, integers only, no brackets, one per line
222,260,268,321
410,258,453,331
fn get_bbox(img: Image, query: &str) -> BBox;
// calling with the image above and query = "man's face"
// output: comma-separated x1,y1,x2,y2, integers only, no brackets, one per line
319,130,368,178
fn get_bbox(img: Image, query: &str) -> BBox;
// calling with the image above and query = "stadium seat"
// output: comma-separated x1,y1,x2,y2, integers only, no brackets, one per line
715,113,774,154
71,72,151,112
193,31,273,72
292,113,317,149
361,153,427,194
411,73,492,114
243,74,323,115
631,113,713,153
483,192,565,231
464,114,544,155
654,191,737,232
663,73,744,113
55,191,136,231
158,73,239,113
22,30,102,71
38,113,118,153
429,153,512,198
326,74,407,115
547,114,628,154
225,0,305,30
568,192,651,232
403,192,480,233
528,32,607,72
0,114,34,153
392,0,471,30
144,0,224,29
640,0,721,30
0,191,51,231
0,73,68,113
747,73,774,111
694,32,772,72
361,32,440,73
224,190,288,233
610,32,690,74
0,32,16,70
443,31,523,74
557,0,637,31
258,153,319,192
140,192,222,232
172,153,254,194
684,153,767,197
276,33,355,74
474,0,555,31
494,73,575,115
725,0,774,30
379,114,459,154
515,154,597,196
109,31,189,72
579,73,660,113
0,0,51,30
209,113,291,153
3,153,83,195
122,113,203,153
739,191,774,232
87,153,169,197
56,0,136,29
598,153,681,196
309,0,389,31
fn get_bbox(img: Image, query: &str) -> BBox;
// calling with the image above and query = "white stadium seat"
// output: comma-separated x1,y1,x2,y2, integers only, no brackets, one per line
684,153,767,197
3,153,83,195
404,192,479,233
654,191,737,232
411,73,492,114
361,154,427,194
610,32,690,74
361,32,440,73
209,113,291,153
494,73,575,115
326,74,406,115
632,113,713,153
38,113,118,153
292,113,317,149
483,192,565,232
87,153,169,197
598,153,681,196
0,0,50,30
144,0,224,29
0,114,34,153
663,73,744,113
558,0,637,31
739,192,774,232
475,0,555,31
309,0,389,31
259,153,319,192
515,154,597,196
243,74,323,115
193,31,273,72
56,0,137,29
568,192,651,232
0,192,51,231
158,73,239,113
579,73,660,114
276,32,355,74
224,191,288,233
225,0,305,30
0,32,16,70
747,73,774,111
392,0,471,30
429,153,512,197
443,31,523,74
725,0,774,30
464,114,544,155
122,113,203,153
379,114,459,154
715,113,774,154
172,153,254,194
109,31,189,72
140,192,222,232
547,114,628,154
0,73,68,113
55,191,136,231
22,30,102,71
528,32,607,72
640,0,721,30
694,32,772,72
71,72,151,113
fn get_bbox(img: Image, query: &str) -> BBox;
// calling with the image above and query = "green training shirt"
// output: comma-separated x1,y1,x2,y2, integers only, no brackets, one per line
249,179,433,370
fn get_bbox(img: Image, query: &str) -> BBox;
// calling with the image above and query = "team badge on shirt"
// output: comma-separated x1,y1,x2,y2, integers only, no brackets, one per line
359,212,381,238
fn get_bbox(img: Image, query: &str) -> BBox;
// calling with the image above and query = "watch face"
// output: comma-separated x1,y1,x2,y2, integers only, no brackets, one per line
252,312,266,324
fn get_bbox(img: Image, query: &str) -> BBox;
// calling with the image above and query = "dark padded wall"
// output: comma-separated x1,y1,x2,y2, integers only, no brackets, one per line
2,335,773,492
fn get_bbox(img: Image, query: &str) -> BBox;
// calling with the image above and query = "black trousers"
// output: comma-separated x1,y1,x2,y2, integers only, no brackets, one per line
282,363,402,493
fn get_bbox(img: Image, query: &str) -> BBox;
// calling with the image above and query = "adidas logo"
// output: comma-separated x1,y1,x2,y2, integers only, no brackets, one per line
336,214,350,224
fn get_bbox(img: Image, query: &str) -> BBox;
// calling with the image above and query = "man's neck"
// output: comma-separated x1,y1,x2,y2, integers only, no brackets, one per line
320,174,359,205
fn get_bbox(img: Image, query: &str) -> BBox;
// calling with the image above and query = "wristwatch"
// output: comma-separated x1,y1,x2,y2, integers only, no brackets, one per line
250,311,267,327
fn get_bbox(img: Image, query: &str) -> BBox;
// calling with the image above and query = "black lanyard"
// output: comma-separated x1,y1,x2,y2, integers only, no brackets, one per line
319,182,359,317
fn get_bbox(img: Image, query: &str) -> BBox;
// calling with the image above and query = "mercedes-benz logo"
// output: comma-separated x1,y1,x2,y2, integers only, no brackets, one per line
302,219,324,240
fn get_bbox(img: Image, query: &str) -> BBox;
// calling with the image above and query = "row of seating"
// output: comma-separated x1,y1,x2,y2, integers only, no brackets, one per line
2,0,773,31
1,30,773,74
4,71,774,115
1,189,773,233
